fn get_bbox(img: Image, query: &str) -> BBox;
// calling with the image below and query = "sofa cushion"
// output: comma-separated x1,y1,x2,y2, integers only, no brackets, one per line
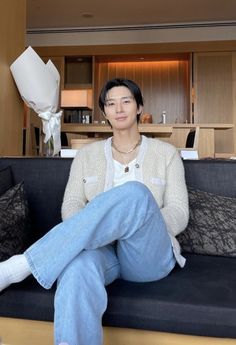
177,187,236,257
0,254,236,338
0,166,13,196
0,182,30,261
104,254,236,338
0,158,72,243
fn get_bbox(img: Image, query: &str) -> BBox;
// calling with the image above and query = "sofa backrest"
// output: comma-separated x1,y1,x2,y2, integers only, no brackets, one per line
0,157,235,243
184,159,236,197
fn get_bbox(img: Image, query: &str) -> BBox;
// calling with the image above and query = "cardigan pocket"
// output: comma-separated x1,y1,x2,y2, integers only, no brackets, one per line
151,177,166,186
82,176,98,184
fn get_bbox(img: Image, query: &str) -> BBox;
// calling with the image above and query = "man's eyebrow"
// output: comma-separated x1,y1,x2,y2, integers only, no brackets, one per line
105,96,133,101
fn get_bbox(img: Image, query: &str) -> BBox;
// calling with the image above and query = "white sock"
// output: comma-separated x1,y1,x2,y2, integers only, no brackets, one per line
0,254,31,292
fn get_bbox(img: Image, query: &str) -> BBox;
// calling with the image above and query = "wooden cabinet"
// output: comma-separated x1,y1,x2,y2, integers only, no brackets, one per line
61,123,234,158
53,54,191,126
31,48,236,156
193,52,235,154
64,56,93,89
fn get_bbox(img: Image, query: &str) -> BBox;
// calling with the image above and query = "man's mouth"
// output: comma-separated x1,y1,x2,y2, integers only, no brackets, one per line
115,116,127,121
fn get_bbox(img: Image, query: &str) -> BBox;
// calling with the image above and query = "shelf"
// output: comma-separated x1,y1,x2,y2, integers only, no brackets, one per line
61,123,235,158
65,56,92,87
61,123,173,137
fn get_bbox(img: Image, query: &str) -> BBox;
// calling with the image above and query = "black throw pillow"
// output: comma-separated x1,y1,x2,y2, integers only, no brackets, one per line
177,187,236,257
0,181,30,261
0,166,13,196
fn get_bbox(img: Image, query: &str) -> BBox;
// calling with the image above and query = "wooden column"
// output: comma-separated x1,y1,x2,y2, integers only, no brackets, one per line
0,0,26,156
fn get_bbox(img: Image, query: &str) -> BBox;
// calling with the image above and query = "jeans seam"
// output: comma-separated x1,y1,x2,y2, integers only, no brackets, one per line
24,251,52,289
104,262,120,282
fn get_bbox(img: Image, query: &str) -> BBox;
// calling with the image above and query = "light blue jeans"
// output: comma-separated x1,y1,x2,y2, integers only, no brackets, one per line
25,181,175,345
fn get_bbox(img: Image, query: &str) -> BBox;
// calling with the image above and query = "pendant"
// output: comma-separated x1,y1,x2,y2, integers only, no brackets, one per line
124,166,129,173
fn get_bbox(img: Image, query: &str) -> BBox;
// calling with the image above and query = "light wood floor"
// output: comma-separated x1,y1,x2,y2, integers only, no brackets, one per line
0,317,236,345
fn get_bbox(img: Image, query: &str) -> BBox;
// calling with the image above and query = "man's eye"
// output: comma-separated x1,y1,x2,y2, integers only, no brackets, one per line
123,99,131,104
105,101,115,107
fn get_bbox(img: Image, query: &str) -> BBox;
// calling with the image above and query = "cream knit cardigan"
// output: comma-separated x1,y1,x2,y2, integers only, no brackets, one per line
62,136,189,267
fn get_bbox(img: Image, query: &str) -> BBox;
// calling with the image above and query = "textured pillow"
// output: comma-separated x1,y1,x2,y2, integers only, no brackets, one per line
0,181,30,261
177,187,236,257
0,166,13,196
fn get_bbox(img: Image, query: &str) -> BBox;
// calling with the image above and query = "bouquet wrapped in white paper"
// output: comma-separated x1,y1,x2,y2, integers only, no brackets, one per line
10,46,62,155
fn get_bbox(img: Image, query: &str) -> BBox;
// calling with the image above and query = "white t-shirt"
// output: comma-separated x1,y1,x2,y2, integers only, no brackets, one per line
113,159,137,187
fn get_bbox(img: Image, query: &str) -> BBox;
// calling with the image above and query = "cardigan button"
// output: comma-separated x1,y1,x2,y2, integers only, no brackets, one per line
135,163,140,168
82,178,86,183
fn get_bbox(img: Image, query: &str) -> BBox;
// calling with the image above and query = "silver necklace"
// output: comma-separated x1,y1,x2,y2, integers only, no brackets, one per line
111,136,142,154
112,137,142,173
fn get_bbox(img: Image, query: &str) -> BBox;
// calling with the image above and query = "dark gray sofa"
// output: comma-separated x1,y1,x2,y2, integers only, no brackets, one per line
0,157,236,344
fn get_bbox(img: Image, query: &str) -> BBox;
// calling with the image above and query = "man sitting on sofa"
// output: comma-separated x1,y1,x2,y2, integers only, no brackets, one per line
0,78,189,345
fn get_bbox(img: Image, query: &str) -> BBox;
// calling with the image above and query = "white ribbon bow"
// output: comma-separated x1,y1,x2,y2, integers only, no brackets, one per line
39,110,63,155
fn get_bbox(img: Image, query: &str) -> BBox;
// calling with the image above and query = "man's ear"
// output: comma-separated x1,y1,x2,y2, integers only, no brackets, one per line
137,105,143,115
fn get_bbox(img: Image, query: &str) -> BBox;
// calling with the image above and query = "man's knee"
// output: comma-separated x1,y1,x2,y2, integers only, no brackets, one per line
119,181,151,200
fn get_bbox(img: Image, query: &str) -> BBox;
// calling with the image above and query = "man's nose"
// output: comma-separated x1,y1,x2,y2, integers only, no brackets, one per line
115,101,123,112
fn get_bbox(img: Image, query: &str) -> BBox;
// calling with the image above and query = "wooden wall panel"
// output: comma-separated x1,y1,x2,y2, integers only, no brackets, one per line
194,53,233,123
94,60,190,123
0,0,26,156
194,52,234,153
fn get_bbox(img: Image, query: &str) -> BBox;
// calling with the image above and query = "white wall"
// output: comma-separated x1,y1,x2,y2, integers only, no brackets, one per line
27,24,236,47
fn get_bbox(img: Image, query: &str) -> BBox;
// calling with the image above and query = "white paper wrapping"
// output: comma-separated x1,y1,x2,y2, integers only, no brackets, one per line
10,46,62,155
